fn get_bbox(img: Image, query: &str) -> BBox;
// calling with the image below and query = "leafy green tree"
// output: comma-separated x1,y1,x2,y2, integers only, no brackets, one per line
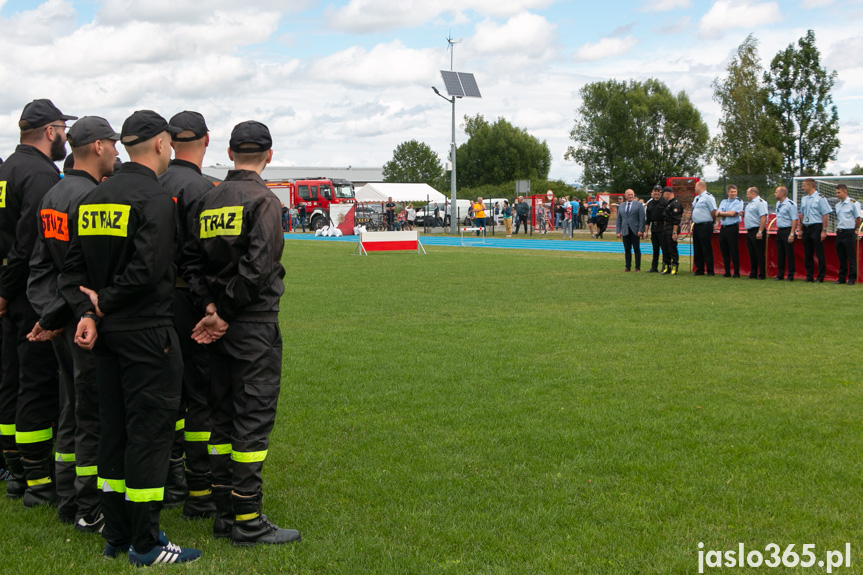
455,115,551,188
382,140,443,186
565,78,709,194
711,34,782,176
765,30,840,175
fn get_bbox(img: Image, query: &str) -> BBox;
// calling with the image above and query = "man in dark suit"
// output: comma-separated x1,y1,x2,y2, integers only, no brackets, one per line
616,189,646,272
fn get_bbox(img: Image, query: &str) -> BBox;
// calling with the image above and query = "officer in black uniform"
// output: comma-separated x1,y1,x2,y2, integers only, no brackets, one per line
56,110,200,566
644,185,664,272
158,111,215,518
0,99,76,504
183,121,300,546
27,116,120,529
660,186,682,275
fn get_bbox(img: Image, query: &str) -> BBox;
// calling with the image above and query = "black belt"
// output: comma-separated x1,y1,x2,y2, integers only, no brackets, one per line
802,223,821,228
777,226,791,230
837,228,854,232
721,223,739,227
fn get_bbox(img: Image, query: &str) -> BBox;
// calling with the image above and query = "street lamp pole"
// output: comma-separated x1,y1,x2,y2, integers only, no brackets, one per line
433,86,459,234
450,95,457,235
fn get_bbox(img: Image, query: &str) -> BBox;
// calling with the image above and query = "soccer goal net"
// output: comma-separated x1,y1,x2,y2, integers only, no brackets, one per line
792,176,863,233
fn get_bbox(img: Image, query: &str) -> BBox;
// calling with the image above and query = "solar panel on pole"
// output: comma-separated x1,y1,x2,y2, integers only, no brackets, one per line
441,71,465,97
457,73,481,98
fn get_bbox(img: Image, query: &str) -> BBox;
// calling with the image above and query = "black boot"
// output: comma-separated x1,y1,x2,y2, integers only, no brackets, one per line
661,264,671,275
230,491,300,546
163,457,187,508
182,471,215,520
212,485,233,539
4,451,26,499
22,457,58,508
671,264,679,275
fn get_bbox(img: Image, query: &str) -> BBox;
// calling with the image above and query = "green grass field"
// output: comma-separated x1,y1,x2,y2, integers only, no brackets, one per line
2,240,862,574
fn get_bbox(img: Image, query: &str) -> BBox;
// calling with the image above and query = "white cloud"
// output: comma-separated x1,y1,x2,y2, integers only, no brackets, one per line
307,41,440,88
468,13,557,58
641,0,691,11
327,0,553,33
573,36,639,62
801,0,833,8
699,1,782,36
825,36,863,70
2,0,77,45
96,0,304,24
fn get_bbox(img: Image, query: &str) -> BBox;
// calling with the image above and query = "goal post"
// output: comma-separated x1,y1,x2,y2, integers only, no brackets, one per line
792,176,863,233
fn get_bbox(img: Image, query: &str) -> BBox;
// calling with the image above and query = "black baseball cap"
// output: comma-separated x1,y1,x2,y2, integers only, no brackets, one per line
170,111,208,142
19,99,77,131
121,110,181,147
229,121,272,152
662,186,674,193
67,116,121,147
652,185,662,191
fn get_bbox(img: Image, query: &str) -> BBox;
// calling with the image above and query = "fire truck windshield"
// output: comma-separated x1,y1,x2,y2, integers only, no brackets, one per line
334,184,354,199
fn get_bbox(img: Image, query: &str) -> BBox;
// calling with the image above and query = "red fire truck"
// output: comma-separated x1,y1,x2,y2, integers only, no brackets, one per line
265,177,355,231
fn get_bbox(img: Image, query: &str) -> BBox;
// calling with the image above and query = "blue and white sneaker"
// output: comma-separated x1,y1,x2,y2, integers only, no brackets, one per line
104,530,169,558
128,541,201,567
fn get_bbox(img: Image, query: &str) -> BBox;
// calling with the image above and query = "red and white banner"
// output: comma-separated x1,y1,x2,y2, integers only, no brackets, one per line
357,231,424,253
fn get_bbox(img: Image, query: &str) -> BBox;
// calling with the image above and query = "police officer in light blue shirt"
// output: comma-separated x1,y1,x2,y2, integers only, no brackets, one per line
797,178,831,282
717,185,744,277
833,184,861,285
743,187,769,279
772,186,798,280
690,181,717,275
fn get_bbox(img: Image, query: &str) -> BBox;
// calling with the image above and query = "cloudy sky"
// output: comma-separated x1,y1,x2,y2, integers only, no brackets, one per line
1,0,862,184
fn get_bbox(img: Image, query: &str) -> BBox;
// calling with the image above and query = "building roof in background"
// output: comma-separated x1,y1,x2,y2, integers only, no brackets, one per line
356,182,446,204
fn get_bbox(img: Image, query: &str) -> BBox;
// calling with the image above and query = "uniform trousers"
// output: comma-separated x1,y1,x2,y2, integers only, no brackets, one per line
835,229,858,283
775,227,796,279
1,296,59,483
718,225,740,276
649,222,663,270
661,226,678,266
515,214,528,234
172,288,212,493
95,326,181,553
208,321,281,497
53,321,100,521
801,224,826,281
746,228,766,279
692,222,714,274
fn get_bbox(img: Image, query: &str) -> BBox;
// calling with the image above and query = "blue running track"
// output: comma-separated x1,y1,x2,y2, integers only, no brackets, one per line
284,233,693,256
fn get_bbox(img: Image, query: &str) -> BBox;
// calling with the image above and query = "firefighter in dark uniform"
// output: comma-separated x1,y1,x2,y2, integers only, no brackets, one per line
644,185,664,272
26,116,120,530
0,99,76,505
182,121,300,545
56,110,200,566
158,111,215,517
660,186,682,275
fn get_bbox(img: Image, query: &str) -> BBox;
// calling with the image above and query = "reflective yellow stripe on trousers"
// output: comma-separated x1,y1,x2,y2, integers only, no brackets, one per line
232,449,268,463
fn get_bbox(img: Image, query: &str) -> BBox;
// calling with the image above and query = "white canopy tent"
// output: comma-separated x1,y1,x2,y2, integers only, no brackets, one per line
355,183,447,204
